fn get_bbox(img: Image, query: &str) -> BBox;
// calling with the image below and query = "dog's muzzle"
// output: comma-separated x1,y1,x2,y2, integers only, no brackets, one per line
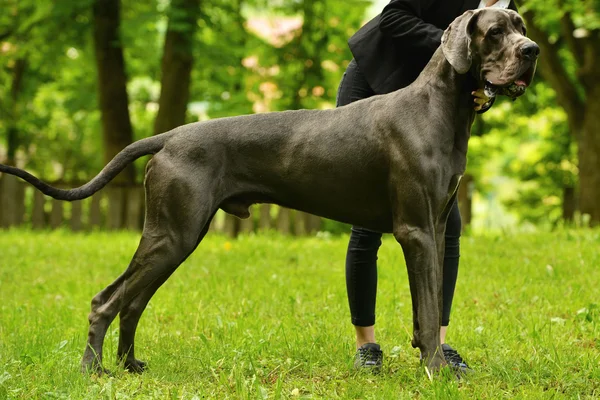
485,42,539,100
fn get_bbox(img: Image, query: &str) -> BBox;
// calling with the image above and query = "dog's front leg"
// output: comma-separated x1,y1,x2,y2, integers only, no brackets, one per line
434,221,447,339
394,223,446,373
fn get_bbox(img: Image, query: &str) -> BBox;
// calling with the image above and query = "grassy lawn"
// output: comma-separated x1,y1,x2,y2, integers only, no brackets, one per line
0,229,599,399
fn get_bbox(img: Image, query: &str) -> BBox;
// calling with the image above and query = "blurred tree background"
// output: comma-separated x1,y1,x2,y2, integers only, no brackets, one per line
0,0,598,233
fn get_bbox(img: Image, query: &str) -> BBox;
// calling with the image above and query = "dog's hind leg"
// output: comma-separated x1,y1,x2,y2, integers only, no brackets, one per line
81,157,218,374
116,213,215,373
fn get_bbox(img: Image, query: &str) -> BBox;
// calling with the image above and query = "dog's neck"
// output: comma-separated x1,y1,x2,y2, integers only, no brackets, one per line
413,47,477,159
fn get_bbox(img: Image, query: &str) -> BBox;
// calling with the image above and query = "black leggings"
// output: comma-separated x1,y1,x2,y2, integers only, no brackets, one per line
337,59,462,327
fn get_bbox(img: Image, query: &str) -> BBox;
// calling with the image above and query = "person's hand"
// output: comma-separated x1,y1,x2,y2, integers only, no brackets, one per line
472,88,492,111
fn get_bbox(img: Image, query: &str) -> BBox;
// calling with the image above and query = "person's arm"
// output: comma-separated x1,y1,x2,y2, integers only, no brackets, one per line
378,0,443,56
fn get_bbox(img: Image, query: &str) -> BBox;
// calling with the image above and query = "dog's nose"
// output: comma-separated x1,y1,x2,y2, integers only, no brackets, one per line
520,42,540,60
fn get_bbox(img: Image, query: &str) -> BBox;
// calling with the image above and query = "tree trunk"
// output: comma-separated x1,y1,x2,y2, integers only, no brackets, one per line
457,174,474,229
92,0,135,229
0,175,25,228
522,9,600,226
0,57,26,227
224,214,240,237
284,0,324,232
92,0,135,183
578,89,600,226
562,186,576,223
32,190,46,229
153,0,200,135
6,58,26,166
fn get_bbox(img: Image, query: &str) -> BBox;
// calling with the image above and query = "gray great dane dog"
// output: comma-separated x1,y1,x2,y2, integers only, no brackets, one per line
0,8,538,374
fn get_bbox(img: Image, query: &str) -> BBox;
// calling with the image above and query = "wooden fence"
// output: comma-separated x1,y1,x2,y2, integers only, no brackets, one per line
0,173,474,234
0,174,322,236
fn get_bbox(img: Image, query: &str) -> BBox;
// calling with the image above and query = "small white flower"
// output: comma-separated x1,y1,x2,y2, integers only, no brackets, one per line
389,346,402,358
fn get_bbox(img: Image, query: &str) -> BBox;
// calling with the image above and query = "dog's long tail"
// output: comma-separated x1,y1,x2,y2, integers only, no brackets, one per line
0,132,172,201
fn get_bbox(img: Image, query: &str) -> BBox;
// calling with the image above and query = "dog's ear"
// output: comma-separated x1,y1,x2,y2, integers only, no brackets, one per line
441,10,480,74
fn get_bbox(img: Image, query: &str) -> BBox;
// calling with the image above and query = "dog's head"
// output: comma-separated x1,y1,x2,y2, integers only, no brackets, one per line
441,8,538,99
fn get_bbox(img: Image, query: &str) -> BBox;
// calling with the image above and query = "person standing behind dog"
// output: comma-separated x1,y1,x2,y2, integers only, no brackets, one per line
337,0,515,372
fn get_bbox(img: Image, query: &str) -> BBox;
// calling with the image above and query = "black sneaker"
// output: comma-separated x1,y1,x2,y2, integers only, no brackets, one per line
442,343,472,373
354,343,383,373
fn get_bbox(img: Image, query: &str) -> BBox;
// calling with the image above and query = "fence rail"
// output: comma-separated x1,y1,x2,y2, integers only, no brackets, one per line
0,174,322,236
1,173,474,235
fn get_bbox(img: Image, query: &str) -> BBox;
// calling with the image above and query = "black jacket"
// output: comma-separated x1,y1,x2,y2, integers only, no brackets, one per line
348,0,517,94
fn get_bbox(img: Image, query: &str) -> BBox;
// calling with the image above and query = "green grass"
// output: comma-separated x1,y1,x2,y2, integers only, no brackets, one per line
0,229,599,399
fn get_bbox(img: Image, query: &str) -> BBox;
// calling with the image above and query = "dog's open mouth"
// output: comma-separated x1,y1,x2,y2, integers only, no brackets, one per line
484,64,536,100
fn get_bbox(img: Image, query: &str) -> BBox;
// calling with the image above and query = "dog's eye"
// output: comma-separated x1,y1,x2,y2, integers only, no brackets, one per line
522,26,527,35
490,27,503,36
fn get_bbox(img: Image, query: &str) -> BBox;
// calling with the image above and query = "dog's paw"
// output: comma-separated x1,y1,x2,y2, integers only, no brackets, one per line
81,363,111,376
81,357,111,376
124,359,147,374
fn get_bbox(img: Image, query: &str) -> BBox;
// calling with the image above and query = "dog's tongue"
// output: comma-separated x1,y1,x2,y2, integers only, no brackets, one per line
514,79,527,87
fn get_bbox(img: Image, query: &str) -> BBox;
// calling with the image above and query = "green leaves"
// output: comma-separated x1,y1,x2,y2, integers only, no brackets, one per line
2,0,598,227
